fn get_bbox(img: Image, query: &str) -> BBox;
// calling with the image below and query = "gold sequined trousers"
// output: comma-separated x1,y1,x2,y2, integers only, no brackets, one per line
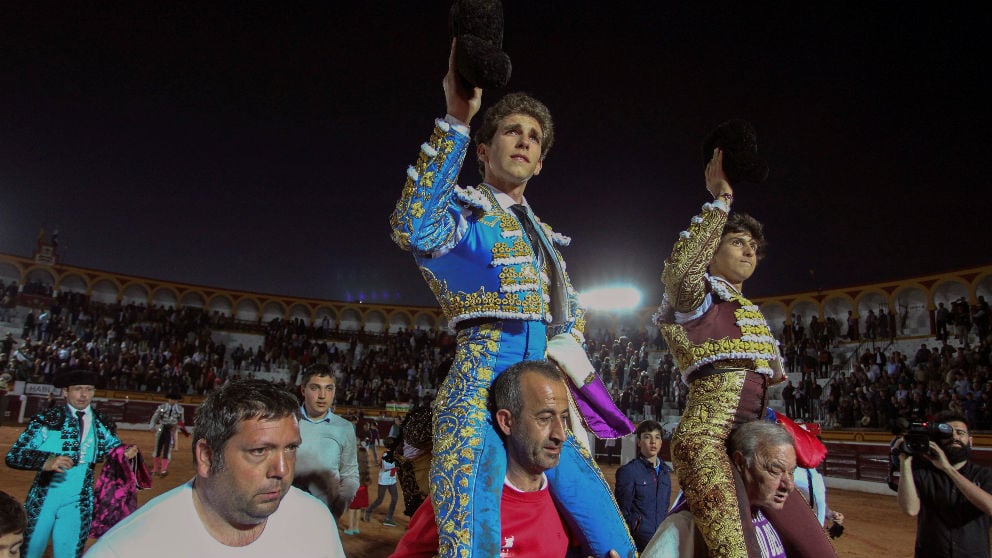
671,368,768,558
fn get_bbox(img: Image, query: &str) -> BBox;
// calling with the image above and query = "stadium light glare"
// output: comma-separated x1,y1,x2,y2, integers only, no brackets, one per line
579,286,642,312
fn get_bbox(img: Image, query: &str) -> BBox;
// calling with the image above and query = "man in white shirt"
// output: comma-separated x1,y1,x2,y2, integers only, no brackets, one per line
85,379,345,557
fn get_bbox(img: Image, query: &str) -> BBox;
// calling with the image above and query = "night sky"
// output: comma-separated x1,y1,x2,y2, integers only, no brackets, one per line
2,3,988,308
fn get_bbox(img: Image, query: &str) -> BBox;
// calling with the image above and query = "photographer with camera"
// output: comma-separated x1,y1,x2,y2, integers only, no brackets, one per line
896,411,992,558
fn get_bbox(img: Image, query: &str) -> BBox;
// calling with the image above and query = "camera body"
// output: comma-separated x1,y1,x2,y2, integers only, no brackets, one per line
902,421,954,455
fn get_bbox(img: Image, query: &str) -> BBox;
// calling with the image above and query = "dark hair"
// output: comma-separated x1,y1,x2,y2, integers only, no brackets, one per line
723,212,767,260
634,420,664,457
635,420,664,438
193,379,300,473
300,364,334,388
933,410,969,430
0,490,25,536
490,359,562,419
474,92,554,177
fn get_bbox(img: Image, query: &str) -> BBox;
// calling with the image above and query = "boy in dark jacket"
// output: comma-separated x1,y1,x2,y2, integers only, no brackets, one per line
615,420,672,551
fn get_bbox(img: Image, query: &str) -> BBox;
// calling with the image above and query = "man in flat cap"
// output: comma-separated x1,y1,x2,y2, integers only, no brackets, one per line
5,369,137,558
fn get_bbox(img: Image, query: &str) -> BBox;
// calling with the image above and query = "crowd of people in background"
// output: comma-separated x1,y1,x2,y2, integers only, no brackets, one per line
3,278,992,433
584,302,992,434
0,279,454,409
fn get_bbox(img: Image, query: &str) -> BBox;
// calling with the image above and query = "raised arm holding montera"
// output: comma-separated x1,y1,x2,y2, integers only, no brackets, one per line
389,3,636,556
442,39,482,125
705,148,733,203
443,0,511,124
656,120,835,557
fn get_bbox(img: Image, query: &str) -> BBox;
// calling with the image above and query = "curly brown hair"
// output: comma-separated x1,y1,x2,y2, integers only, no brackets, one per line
473,92,554,178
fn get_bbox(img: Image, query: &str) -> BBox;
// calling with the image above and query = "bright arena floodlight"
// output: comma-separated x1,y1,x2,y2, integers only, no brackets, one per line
579,286,642,312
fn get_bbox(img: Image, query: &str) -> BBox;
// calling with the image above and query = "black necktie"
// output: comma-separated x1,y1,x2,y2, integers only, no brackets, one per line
76,410,85,450
510,204,546,271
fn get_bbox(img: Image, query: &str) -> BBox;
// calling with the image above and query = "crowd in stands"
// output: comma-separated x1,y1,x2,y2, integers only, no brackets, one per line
815,339,992,431
584,329,683,424
776,297,992,432
253,317,454,408
581,303,992,433
2,284,239,396
4,278,992,431
0,279,454,409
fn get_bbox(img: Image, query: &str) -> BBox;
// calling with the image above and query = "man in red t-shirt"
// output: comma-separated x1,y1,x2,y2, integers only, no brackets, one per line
392,360,622,558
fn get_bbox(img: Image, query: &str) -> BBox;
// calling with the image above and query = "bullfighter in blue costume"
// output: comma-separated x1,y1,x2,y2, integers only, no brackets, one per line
390,41,635,558
5,369,136,558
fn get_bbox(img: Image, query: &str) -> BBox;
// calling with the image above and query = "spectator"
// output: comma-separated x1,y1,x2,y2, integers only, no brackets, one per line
344,442,371,536
362,421,380,461
865,310,878,340
794,464,845,536
975,296,990,341
615,420,672,551
846,311,859,341
782,381,796,417
85,379,346,557
294,364,359,519
364,438,399,527
935,303,950,341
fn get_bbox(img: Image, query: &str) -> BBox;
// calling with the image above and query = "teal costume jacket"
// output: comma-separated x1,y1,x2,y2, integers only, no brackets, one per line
6,405,122,558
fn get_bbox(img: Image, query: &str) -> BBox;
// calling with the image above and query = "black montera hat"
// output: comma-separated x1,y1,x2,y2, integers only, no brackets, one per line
702,119,769,185
54,369,98,388
166,391,182,401
449,0,511,89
